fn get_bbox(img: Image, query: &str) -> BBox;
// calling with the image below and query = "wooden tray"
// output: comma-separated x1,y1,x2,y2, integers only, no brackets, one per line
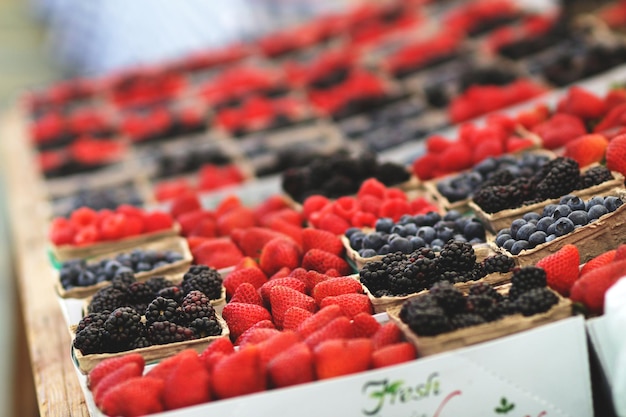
387,284,572,357
56,236,193,299
71,315,229,374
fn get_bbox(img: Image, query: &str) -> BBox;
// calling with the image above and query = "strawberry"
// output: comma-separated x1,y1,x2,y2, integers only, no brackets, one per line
223,267,268,299
557,86,607,121
256,330,302,366
198,337,235,367
351,312,381,338
170,192,202,219
189,217,218,238
505,136,536,153
233,256,261,271
372,322,404,350
304,316,353,348
438,144,472,173
283,306,314,331
319,293,373,319
230,227,285,258
580,250,616,276
177,210,215,237
214,194,242,218
259,277,307,305
145,349,197,382
314,338,373,380
296,304,344,339
316,212,351,235
614,244,626,260
302,195,331,221
372,342,417,369
312,277,363,305
570,259,626,315
236,327,281,346
269,266,292,280
267,342,314,388
535,244,580,296
594,102,626,134
212,345,267,399
302,228,344,257
216,206,257,236
94,362,144,406
295,269,331,294
192,238,244,269
302,248,352,276
563,134,609,168
229,281,264,306
143,211,174,233
221,302,272,341
162,350,211,410
270,285,317,329
263,217,303,246
100,377,165,417
532,113,587,150
425,135,451,154
253,195,290,223
259,237,302,276
606,133,626,177
261,207,303,227
88,353,145,391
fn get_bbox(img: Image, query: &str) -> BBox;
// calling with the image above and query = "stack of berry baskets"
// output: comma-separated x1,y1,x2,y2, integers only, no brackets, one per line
386,267,572,357
488,187,626,267
469,160,626,234
71,265,228,373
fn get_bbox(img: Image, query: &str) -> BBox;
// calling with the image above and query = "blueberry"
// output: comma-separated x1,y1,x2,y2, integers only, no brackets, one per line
136,262,153,272
588,204,609,221
515,223,537,241
586,196,605,210
510,219,527,237
452,234,468,243
398,214,414,225
443,210,463,221
498,227,512,236
413,214,429,227
141,250,157,265
502,238,516,251
164,252,183,263
604,196,624,212
430,239,445,250
391,225,407,236
116,253,133,268
464,221,485,241
375,218,394,233
474,157,498,175
422,211,442,226
358,248,378,258
568,210,588,226
436,226,455,242
104,260,123,280
559,194,576,205
528,230,547,247
536,217,555,232
349,231,366,250
546,222,557,236
510,240,530,255
404,223,418,236
554,217,575,237
345,227,362,238
388,233,402,242
363,232,386,250
542,204,558,217
566,196,586,211
389,237,413,254
552,205,572,219
523,212,541,222
114,266,134,277
546,234,557,242
417,226,437,243
377,244,393,255
153,261,169,269
77,271,97,287
410,236,426,250
495,233,512,247
455,217,469,232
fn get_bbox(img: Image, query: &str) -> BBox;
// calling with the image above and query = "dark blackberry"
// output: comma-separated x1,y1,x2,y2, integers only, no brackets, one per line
508,267,547,300
471,263,487,280
399,297,453,336
188,317,222,338
103,307,144,348
129,336,152,350
482,254,516,274
148,321,195,345
360,252,418,297
181,290,216,322
438,241,476,272
157,286,184,304
450,313,486,329
73,324,110,355
110,271,137,291
515,287,558,316
467,294,502,322
144,276,175,295
579,166,613,189
407,247,440,287
76,311,110,333
182,265,223,299
429,281,467,315
439,270,463,284
88,287,128,314
145,297,182,325
375,162,411,186
473,185,519,214
468,282,504,302
495,297,518,316
126,282,154,305
534,157,581,200
482,169,515,188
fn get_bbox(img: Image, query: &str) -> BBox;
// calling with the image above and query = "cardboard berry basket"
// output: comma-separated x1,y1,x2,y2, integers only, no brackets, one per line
387,283,572,357
487,188,626,267
471,169,626,234
70,315,229,374
51,222,181,263
55,236,193,299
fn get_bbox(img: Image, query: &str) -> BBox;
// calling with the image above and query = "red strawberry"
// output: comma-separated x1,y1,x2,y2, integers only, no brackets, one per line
295,270,331,294
261,207,303,227
212,345,266,399
221,302,272,341
319,293,373,319
302,228,344,257
606,133,626,177
302,195,330,221
170,192,202,219
223,267,268,299
230,227,285,258
297,304,344,339
100,377,164,417
88,353,145,391
302,248,352,276
532,113,587,150
535,244,580,296
253,195,290,223
372,322,404,350
351,312,381,338
264,217,303,246
438,144,472,173
270,285,317,329
163,350,211,410
236,327,281,346
314,338,373,380
283,306,314,331
425,135,451,154
557,86,607,120
229,281,264,306
177,210,215,237
192,238,244,269
267,342,314,388
312,276,363,305
563,134,609,168
316,212,351,235
570,259,626,314
259,237,302,276
259,277,307,305
304,316,354,348
189,217,218,238
372,342,417,368
256,330,302,366
505,136,536,153
214,194,242,218
143,211,173,233
580,250,616,276
216,206,257,236
94,362,144,406
199,337,235,368
614,244,626,260
233,256,261,271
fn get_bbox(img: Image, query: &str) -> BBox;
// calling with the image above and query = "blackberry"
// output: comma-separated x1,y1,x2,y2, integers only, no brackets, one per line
471,263,487,280
110,271,137,291
508,267,547,300
534,157,581,200
468,282,504,302
495,297,518,316
129,336,152,350
157,286,184,304
73,324,110,355
126,282,154,305
148,321,195,345
473,185,519,213
515,287,558,316
482,254,515,274
450,313,486,329
182,265,223,299
76,311,110,333
400,298,453,336
439,270,463,284
407,248,440,287
579,166,613,189
181,290,216,322
145,297,182,325
188,317,222,338
429,281,467,315
467,294,502,322
482,169,515,188
103,307,143,348
438,241,476,272
88,287,128,314
144,276,175,295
